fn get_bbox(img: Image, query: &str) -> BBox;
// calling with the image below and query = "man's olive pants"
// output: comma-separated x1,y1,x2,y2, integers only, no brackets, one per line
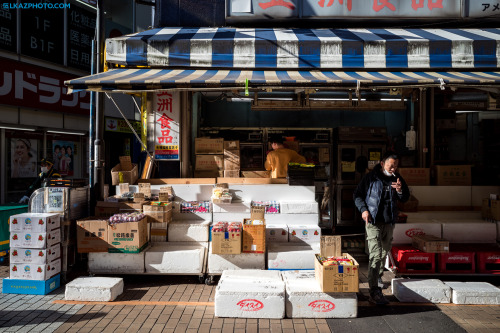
365,221,394,291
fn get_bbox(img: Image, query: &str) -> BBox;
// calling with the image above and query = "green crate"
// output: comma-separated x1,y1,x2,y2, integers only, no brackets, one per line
0,204,29,253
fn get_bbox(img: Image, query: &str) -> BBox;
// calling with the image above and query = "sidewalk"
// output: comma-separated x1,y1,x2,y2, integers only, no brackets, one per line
0,262,499,333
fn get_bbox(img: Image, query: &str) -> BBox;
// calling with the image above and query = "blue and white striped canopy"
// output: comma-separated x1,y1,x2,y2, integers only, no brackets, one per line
106,27,500,70
65,68,500,92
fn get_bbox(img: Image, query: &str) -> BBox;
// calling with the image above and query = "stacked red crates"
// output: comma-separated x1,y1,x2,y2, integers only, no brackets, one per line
438,244,475,274
455,243,500,274
391,245,436,274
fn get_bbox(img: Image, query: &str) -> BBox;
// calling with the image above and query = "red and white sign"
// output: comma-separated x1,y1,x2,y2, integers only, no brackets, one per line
236,299,264,311
153,91,180,160
405,228,425,238
0,57,90,115
308,300,335,312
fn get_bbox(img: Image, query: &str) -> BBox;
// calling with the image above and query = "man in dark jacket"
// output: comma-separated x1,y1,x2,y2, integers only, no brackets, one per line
354,151,410,305
19,158,61,204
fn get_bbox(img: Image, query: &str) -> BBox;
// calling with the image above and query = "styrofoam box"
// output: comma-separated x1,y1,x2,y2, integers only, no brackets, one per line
442,223,497,243
88,252,145,274
288,225,321,243
10,229,61,249
268,243,320,270
9,258,61,281
280,201,318,214
266,224,289,242
444,282,500,305
65,277,124,302
213,202,252,214
168,220,210,242
145,242,207,274
9,213,60,232
215,270,285,318
393,223,442,244
265,214,319,226
281,270,357,318
392,278,451,303
10,244,60,264
207,244,265,274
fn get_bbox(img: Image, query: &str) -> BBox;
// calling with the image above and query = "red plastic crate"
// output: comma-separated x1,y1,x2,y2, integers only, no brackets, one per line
438,252,475,274
391,245,436,274
476,251,500,274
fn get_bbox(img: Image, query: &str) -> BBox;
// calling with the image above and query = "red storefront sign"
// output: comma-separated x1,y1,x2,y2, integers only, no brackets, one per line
0,57,90,115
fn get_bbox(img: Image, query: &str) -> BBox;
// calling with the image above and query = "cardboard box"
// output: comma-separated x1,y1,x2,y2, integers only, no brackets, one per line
143,203,173,223
491,199,500,220
241,171,271,178
242,207,266,253
119,201,149,214
397,194,419,212
194,170,223,178
95,201,121,217
224,149,240,170
224,140,240,150
195,154,224,170
223,170,240,178
211,224,242,255
9,213,60,233
76,218,109,253
314,236,359,293
2,274,60,295
482,198,492,220
108,217,148,253
9,258,61,281
266,224,288,242
288,225,321,243
10,244,61,264
10,229,61,249
195,138,224,154
111,163,138,185
434,165,471,186
412,234,449,253
318,148,330,163
397,168,430,186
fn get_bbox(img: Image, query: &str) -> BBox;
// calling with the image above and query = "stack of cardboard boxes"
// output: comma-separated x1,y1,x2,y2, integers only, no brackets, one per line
3,213,62,295
194,138,224,178
223,140,240,178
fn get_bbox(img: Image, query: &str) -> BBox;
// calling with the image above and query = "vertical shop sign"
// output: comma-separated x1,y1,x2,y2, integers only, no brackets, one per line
67,5,95,71
153,91,180,160
0,1,17,52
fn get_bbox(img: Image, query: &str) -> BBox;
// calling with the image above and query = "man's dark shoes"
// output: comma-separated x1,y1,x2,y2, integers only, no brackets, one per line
369,288,389,305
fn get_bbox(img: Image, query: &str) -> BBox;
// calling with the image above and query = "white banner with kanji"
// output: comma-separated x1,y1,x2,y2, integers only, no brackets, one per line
153,91,180,160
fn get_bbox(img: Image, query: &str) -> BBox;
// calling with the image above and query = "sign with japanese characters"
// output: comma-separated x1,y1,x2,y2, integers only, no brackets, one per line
67,5,95,71
153,91,180,160
228,0,463,19
0,57,90,115
0,2,16,52
469,2,500,17
20,1,64,64
105,117,141,134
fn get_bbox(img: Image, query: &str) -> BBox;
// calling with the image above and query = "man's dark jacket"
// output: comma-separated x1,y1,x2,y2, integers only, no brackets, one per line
24,168,61,198
353,164,410,225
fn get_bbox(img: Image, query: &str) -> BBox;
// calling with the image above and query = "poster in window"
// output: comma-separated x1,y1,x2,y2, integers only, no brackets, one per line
11,138,37,178
52,141,74,176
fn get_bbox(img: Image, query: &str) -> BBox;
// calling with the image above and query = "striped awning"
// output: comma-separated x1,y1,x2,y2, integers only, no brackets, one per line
106,27,500,69
65,68,500,92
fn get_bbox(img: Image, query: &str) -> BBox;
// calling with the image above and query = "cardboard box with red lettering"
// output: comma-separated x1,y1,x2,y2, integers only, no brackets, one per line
9,213,60,233
315,236,359,292
76,218,109,253
10,229,61,249
397,168,430,186
195,138,224,154
412,234,449,253
434,165,471,186
10,244,61,264
9,259,61,281
108,217,148,253
195,155,224,171
211,222,242,255
242,206,266,253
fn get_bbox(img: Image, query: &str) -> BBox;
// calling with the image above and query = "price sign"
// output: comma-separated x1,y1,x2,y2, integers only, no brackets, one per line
138,183,151,198
119,183,130,195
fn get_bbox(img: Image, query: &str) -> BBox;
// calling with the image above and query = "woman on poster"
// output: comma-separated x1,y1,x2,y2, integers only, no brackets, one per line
11,139,37,178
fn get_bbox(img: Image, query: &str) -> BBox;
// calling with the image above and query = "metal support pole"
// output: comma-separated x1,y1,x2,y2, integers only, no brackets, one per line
430,88,435,167
180,91,191,177
94,0,105,200
1,129,5,204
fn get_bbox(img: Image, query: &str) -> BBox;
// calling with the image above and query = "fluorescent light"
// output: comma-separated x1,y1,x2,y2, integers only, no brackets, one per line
380,98,407,101
455,110,482,113
47,130,86,136
230,97,253,102
0,125,36,131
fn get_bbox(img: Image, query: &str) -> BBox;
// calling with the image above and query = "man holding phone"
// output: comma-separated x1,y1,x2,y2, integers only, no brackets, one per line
354,151,410,305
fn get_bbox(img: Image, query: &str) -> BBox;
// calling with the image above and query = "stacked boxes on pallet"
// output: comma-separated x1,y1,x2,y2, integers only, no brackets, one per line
223,140,240,178
3,213,62,295
194,138,224,178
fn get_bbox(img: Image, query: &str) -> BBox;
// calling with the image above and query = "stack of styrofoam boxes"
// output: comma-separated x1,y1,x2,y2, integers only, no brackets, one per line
267,200,321,270
3,213,62,295
209,200,266,274
223,140,240,178
194,138,224,178
145,184,211,275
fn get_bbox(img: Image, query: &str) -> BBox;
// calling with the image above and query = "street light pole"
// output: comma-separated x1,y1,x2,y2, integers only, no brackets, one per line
94,0,105,201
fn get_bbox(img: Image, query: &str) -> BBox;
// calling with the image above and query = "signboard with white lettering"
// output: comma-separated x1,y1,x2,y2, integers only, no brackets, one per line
0,1,16,52
0,57,90,115
68,5,95,71
20,0,64,64
153,91,180,160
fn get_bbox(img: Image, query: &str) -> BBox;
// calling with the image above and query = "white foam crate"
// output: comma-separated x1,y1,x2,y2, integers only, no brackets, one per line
168,220,210,242
88,252,145,274
268,243,320,270
145,242,207,274
65,277,123,302
392,279,451,303
207,245,265,274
